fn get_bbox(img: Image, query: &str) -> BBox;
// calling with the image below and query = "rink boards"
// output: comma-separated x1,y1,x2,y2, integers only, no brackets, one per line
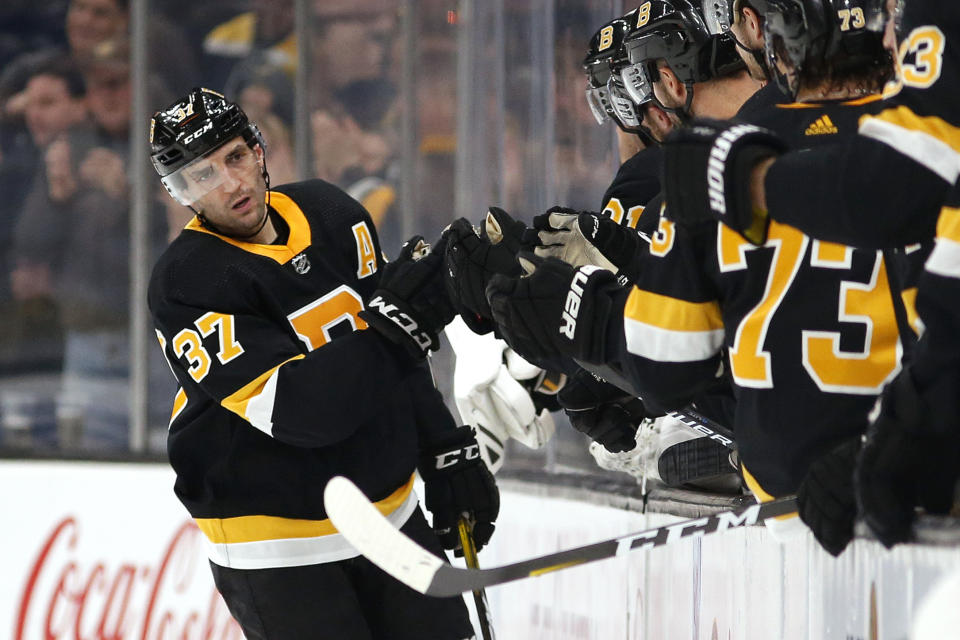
2,460,959,639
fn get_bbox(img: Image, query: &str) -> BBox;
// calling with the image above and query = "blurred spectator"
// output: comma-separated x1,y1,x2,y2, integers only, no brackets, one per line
0,54,87,384
65,0,198,93
202,0,296,90
311,78,399,250
310,1,396,109
10,39,170,450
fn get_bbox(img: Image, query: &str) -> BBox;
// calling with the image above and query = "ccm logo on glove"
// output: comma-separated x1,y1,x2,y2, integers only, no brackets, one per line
707,123,763,216
366,295,432,351
434,443,481,469
561,266,602,340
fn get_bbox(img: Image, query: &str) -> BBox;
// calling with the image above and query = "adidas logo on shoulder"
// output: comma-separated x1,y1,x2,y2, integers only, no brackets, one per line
805,115,839,136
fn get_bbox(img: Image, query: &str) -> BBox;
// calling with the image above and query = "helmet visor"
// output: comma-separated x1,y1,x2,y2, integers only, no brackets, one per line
621,61,656,105
160,141,261,206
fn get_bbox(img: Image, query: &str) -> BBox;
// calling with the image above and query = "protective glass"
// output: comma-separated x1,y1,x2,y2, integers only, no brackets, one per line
702,0,735,35
160,142,261,206
607,75,642,128
620,61,656,105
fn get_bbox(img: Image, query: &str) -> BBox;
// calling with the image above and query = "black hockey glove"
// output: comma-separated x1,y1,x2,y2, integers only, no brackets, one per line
444,207,534,333
855,368,960,548
360,235,455,359
558,369,652,453
533,208,644,283
662,119,787,246
486,254,620,365
797,437,860,557
419,425,500,555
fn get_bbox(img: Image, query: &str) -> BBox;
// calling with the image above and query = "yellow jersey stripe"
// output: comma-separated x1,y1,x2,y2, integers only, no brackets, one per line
623,288,724,332
900,287,921,335
859,107,960,183
221,354,305,433
361,184,397,228
741,466,798,522
169,388,188,426
196,475,415,544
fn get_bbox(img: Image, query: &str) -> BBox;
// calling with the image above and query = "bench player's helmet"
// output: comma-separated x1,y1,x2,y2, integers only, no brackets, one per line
763,0,891,96
583,9,650,139
621,0,745,117
150,87,267,206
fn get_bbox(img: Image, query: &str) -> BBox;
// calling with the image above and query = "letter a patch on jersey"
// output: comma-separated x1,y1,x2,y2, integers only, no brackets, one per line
352,222,378,279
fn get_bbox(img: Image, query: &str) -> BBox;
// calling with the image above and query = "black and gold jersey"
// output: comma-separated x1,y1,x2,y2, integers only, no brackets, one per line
765,2,959,248
600,145,662,237
148,179,454,569
613,98,910,496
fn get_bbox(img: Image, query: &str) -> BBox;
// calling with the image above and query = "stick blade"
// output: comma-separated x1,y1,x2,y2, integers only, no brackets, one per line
324,476,443,594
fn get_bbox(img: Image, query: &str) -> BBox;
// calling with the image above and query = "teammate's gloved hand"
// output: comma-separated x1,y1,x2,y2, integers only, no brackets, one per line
419,426,500,554
856,368,960,548
444,207,535,333
534,208,644,282
360,235,454,359
446,316,556,474
662,119,787,245
486,254,620,364
797,437,860,557
558,369,652,452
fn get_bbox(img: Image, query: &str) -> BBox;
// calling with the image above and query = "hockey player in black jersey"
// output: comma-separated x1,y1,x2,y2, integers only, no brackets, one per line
488,0,916,557
663,0,960,547
147,88,495,639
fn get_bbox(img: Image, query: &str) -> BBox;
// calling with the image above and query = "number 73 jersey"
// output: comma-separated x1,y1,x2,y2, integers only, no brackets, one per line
616,100,913,497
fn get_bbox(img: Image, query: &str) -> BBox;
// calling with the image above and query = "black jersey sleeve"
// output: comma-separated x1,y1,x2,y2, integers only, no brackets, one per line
609,213,726,409
764,5,960,248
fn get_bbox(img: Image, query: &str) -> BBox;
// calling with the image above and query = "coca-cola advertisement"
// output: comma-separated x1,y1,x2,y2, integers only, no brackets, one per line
0,461,242,639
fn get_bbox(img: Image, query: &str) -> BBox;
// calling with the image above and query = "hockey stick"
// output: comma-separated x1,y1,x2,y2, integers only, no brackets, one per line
667,407,736,451
325,476,796,597
458,519,495,640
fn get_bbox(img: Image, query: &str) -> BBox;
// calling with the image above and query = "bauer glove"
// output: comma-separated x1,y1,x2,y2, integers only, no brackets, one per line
856,368,960,548
486,254,620,365
533,207,645,283
360,234,455,359
419,425,500,555
662,119,787,245
444,207,535,333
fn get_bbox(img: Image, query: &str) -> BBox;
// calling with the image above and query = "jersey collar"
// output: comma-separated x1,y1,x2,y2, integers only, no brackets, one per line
185,190,312,264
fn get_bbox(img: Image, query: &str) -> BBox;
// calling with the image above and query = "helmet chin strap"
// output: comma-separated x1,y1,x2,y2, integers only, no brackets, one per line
732,34,772,82
195,156,273,240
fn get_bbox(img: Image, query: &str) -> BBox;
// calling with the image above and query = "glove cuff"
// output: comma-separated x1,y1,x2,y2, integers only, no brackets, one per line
360,289,439,359
418,425,482,478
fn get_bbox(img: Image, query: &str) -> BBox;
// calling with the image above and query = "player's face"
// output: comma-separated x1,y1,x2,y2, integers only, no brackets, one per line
639,101,674,143
730,6,767,82
190,140,268,236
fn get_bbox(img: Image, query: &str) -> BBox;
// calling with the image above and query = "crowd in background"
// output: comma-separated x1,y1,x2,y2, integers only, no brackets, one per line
0,0,621,457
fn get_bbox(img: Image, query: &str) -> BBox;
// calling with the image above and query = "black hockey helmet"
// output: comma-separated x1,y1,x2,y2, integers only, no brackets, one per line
700,0,773,35
621,0,745,111
150,87,266,205
583,9,650,136
763,0,889,93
